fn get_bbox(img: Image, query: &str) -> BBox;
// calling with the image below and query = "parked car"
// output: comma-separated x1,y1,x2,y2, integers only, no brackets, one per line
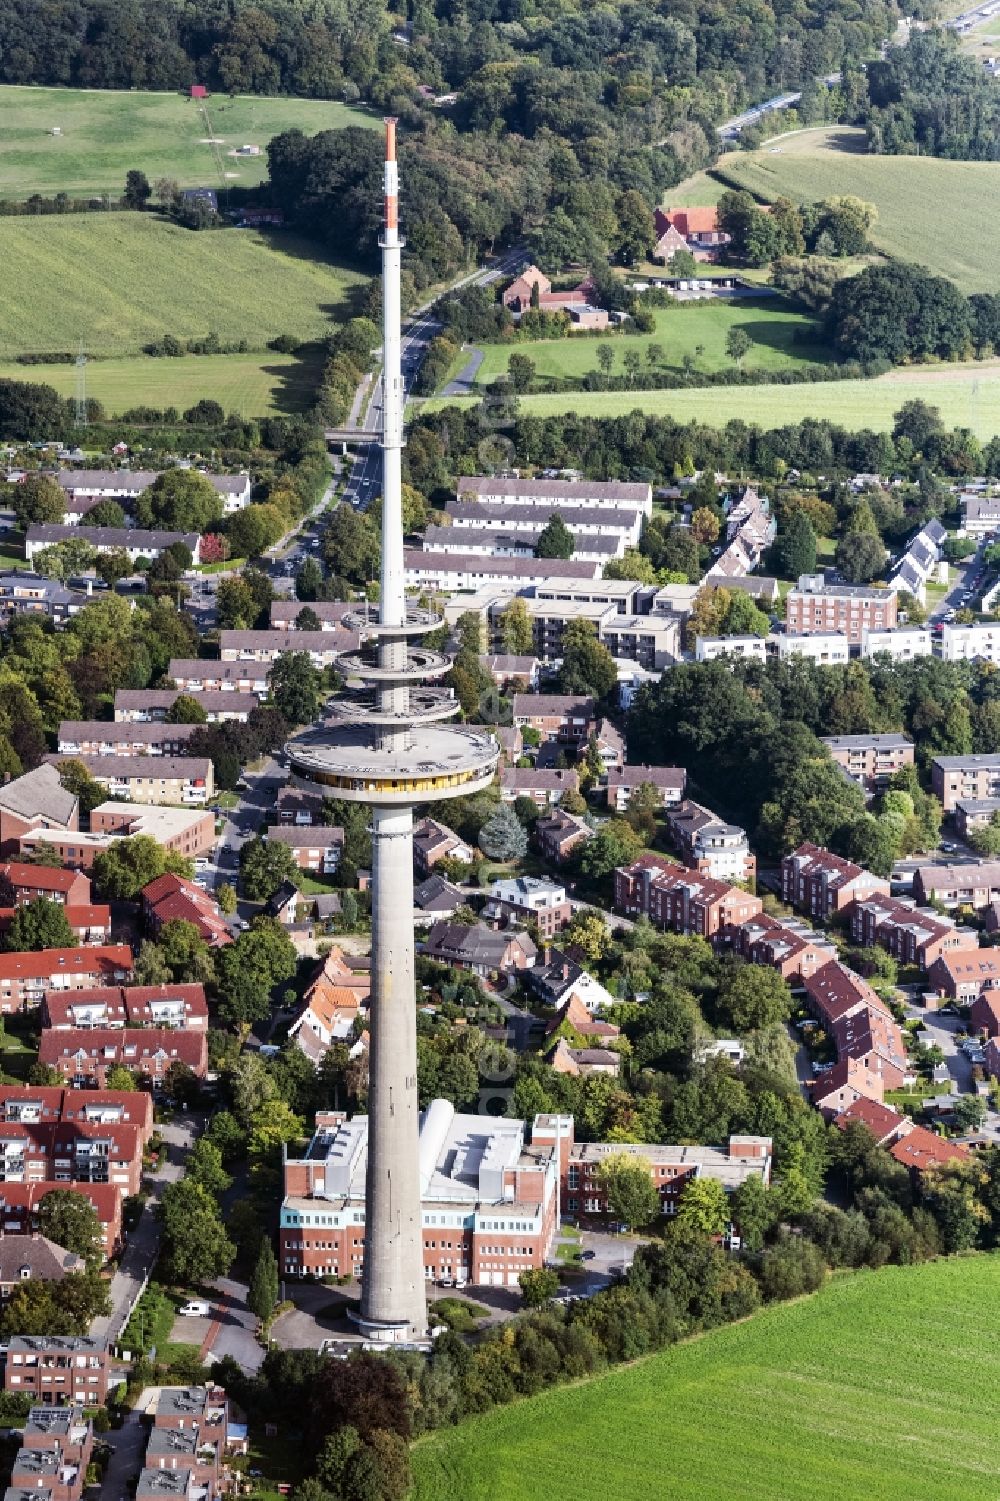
178,1301,212,1317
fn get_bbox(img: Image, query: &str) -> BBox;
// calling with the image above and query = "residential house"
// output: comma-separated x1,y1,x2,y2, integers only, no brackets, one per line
930,951,1000,1009
0,906,111,948
781,843,890,920
0,865,91,909
446,499,643,548
56,722,201,759
25,526,202,566
931,754,1000,812
405,552,600,593
41,985,208,1032
478,655,540,691
412,819,473,876
263,826,344,875
499,768,580,807
141,875,231,947
544,991,620,1044
421,921,537,977
113,689,257,724
811,1057,886,1119
652,206,731,262
0,1183,122,1258
534,806,592,863
484,876,571,940
548,1038,620,1077
0,1236,83,1301
413,874,465,922
456,476,652,518
217,630,359,668
512,695,596,746
166,660,269,697
848,892,976,970
730,913,836,981
913,861,1000,909
275,788,325,827
614,855,762,939
528,951,616,1015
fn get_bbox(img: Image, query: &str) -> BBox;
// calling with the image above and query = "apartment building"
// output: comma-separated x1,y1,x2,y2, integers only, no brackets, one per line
0,1085,154,1139
485,877,572,940
664,799,756,884
821,733,915,791
217,629,359,666
559,1134,771,1221
770,632,850,665
446,499,643,547
5,1337,110,1404
785,574,896,643
406,551,600,593
0,864,91,908
268,601,354,630
42,984,208,1032
954,798,1000,837
0,947,132,1014
25,526,202,565
479,655,540,691
961,492,1000,535
781,843,890,919
114,689,258,724
55,468,249,513
275,788,325,827
21,804,215,869
929,949,1000,1005
913,861,1000,909
848,892,976,969
730,913,836,981
262,826,344,875
21,1406,94,1468
0,1116,146,1195
422,523,624,565
803,961,908,1089
38,1028,208,1087
614,855,762,938
422,922,537,977
0,575,87,625
511,694,596,745
931,754,1000,811
0,1182,123,1258
694,635,768,664
56,722,200,758
0,766,79,858
603,763,685,814
455,475,653,518
166,660,269,696
499,768,580,807
280,1099,559,1287
861,627,932,662
0,904,110,948
936,623,1000,664
44,756,214,807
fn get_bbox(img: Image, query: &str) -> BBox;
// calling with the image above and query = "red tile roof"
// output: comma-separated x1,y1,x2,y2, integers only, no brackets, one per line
0,945,132,981
834,1098,903,1142
889,1127,970,1172
0,862,86,895
39,1027,207,1072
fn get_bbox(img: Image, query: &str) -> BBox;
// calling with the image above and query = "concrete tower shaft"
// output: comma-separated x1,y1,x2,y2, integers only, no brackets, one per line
285,118,499,1344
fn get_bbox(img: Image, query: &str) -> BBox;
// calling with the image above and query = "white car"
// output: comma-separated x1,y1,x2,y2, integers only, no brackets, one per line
178,1301,211,1318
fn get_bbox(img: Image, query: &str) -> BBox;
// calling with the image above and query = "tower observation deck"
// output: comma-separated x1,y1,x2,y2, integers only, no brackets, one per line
285,119,499,1343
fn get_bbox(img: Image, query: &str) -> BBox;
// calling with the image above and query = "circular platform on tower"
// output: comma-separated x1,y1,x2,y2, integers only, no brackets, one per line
338,647,450,684
341,603,441,637
327,688,457,727
286,722,499,804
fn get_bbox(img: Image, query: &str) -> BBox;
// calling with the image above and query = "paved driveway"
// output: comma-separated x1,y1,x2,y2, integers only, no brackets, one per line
99,1412,146,1501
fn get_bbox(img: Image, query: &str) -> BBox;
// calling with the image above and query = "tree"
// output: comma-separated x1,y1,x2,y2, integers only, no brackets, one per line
158,1180,235,1283
134,469,222,533
218,882,238,915
835,530,886,584
597,1152,660,1230
123,169,151,209
731,1174,773,1252
676,1177,729,1238
296,556,324,601
536,513,574,560
36,1190,104,1271
716,964,792,1032
776,511,817,579
579,819,643,881
87,500,127,529
216,921,297,1032
228,504,285,559
725,327,752,369
92,835,193,900
563,910,610,963
690,507,720,546
158,920,214,986
557,620,617,699
478,805,528,861
240,836,300,902
165,694,208,724
9,474,65,528
269,652,322,725
164,1059,200,1108
4,897,75,953
248,1239,280,1323
104,1066,136,1092
296,606,321,632
499,598,534,655
508,354,536,393
33,540,98,583
518,1267,560,1306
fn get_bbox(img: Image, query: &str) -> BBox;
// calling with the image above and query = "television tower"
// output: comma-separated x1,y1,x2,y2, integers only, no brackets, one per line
286,119,498,1343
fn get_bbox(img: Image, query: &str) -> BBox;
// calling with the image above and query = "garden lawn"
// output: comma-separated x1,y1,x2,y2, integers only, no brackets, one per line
412,1257,1000,1501
0,86,375,197
471,297,830,389
423,358,1000,440
0,350,324,417
0,215,365,357
711,127,1000,292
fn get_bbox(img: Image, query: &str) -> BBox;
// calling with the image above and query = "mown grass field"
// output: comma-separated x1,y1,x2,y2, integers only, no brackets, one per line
0,214,365,357
0,86,375,197
711,127,1000,292
471,296,829,388
412,1257,1000,1501
427,358,1000,438
0,349,322,417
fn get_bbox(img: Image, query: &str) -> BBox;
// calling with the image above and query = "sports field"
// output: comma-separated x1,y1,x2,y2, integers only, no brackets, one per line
428,358,1000,439
412,1256,1000,1501
0,350,320,417
0,86,375,197
471,297,829,388
0,214,365,357
711,127,1000,292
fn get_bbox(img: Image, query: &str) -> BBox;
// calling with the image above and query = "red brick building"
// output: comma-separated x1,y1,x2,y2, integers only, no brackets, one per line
0,946,132,1014
141,874,231,948
0,864,92,908
847,892,976,970
38,1027,207,1088
781,843,889,920
729,912,835,980
0,1181,123,1258
5,1335,110,1404
614,855,762,940
785,578,896,643
42,984,209,1032
0,1085,154,1142
0,1119,146,1196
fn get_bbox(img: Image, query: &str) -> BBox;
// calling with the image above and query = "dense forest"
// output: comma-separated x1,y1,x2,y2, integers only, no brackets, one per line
860,30,1000,159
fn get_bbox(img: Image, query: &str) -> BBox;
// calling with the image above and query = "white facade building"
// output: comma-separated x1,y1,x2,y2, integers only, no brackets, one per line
862,627,933,661
770,632,849,664
936,623,1000,663
695,635,768,663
